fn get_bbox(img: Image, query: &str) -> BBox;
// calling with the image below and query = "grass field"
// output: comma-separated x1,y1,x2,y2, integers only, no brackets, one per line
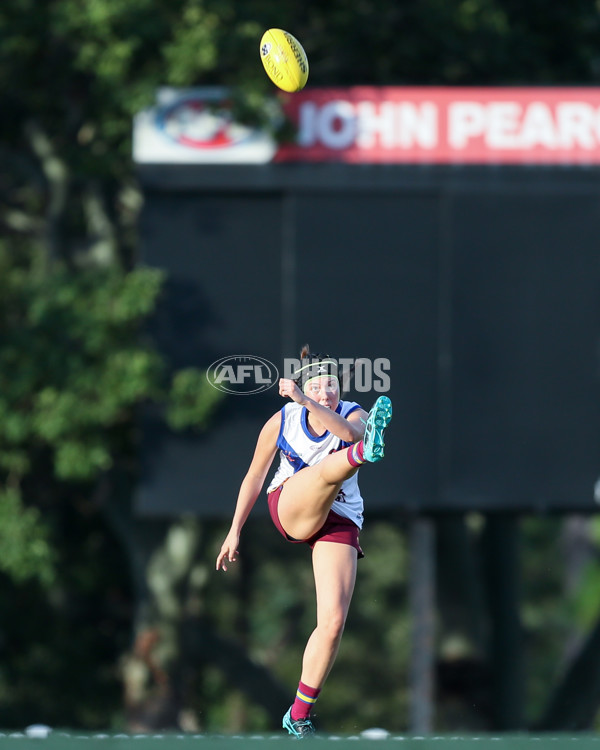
4,732,600,750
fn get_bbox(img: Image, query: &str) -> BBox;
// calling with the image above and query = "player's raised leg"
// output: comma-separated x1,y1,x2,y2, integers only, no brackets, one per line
277,395,393,540
277,451,358,541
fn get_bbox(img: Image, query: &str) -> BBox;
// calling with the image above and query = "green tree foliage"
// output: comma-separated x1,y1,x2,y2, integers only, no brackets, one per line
0,493,133,729
296,0,600,85
0,243,224,727
0,238,222,574
0,486,53,585
0,252,163,481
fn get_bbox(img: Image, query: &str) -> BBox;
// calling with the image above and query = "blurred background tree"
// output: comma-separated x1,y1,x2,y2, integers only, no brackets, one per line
1,0,600,734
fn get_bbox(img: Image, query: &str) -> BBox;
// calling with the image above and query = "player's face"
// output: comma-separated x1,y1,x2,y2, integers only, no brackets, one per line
305,377,340,409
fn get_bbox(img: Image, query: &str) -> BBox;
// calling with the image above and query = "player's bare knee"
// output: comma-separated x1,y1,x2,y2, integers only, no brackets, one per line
319,612,346,642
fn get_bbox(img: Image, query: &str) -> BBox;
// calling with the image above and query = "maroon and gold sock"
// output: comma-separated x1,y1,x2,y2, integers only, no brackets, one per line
347,440,365,467
291,681,321,720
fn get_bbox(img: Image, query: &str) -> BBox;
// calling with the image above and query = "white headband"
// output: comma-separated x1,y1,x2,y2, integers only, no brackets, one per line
302,373,340,395
293,359,338,377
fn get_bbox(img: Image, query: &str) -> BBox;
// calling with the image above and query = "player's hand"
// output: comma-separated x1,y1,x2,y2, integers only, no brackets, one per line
216,532,240,572
279,378,304,404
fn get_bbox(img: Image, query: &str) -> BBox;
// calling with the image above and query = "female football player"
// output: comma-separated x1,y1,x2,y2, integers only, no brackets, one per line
216,345,392,738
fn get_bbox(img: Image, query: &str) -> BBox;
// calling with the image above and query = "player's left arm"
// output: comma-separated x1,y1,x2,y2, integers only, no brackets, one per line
304,402,367,443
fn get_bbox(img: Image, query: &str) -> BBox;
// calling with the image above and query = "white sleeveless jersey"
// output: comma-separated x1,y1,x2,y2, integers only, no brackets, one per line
266,400,365,528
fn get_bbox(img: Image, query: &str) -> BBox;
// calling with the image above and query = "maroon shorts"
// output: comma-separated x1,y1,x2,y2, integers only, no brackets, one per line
267,485,364,559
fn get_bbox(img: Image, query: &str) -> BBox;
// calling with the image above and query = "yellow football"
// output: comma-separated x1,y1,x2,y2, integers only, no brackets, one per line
259,28,309,93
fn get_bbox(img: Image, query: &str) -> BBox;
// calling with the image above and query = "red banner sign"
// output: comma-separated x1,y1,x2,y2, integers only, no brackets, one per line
276,87,600,164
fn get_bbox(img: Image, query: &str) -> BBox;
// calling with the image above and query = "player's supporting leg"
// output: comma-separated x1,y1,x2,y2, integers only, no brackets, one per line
301,541,358,687
283,541,358,738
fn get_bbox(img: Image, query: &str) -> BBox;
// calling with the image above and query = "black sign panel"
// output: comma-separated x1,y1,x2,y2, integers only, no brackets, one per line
137,168,600,516
443,190,600,512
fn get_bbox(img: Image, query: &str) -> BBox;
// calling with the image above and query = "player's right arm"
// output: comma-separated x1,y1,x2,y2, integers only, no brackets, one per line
216,411,280,572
